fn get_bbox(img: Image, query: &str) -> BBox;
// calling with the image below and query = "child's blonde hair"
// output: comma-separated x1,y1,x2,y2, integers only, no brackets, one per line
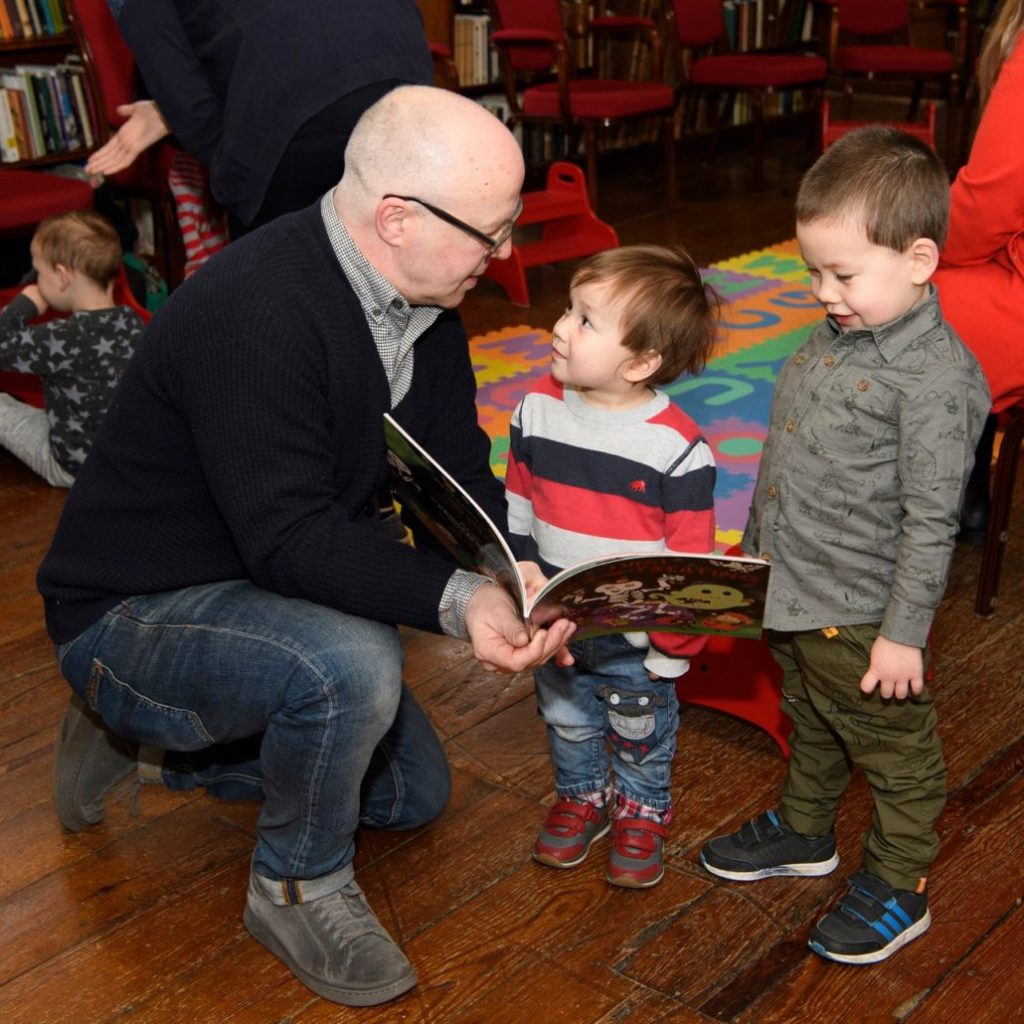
570,245,721,386
33,210,123,288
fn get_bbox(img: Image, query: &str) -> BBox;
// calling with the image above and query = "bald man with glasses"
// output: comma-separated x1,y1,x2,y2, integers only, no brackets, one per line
41,86,573,1008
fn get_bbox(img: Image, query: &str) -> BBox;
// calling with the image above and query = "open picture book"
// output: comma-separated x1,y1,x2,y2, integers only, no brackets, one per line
384,413,770,640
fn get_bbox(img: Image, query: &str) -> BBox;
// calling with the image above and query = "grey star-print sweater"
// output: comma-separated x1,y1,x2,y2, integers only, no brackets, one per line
1,294,144,475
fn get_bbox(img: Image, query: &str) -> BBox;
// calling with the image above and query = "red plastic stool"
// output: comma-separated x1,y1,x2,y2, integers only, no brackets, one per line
483,162,618,307
821,98,938,152
678,633,791,759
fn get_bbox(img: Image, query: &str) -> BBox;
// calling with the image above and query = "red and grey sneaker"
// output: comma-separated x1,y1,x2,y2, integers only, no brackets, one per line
533,799,610,868
606,817,668,888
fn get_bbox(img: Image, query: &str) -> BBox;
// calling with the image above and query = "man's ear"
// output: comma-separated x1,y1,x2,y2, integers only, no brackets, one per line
907,237,939,285
623,349,662,384
375,197,410,248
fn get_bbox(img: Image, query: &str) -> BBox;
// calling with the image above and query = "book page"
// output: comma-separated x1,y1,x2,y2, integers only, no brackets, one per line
529,552,770,640
383,414,526,613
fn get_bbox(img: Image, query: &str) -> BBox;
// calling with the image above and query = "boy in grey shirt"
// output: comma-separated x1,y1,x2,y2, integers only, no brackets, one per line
700,126,991,965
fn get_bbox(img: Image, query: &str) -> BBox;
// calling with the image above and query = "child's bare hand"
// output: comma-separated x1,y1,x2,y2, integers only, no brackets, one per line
21,283,46,314
859,635,924,699
517,560,549,601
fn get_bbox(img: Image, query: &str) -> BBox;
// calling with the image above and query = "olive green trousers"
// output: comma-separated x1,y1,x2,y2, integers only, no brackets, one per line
768,624,946,891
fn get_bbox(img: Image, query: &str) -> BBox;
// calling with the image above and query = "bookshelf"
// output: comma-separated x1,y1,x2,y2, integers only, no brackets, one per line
0,1,96,167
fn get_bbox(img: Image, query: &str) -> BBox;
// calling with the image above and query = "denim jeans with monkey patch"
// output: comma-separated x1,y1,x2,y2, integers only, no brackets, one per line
534,633,679,814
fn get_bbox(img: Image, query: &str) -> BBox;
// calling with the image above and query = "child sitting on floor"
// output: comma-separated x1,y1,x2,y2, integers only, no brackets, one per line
505,245,720,888
0,210,145,487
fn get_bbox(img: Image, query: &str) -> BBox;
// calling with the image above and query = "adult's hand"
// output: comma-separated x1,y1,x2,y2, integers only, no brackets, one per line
85,101,172,178
465,583,575,673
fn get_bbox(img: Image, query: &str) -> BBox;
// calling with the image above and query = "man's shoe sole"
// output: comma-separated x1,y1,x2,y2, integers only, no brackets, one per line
700,851,839,881
243,905,417,1006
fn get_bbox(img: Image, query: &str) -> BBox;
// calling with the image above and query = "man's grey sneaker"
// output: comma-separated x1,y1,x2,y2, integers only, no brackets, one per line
52,692,138,831
700,809,839,881
809,870,930,965
243,872,417,1006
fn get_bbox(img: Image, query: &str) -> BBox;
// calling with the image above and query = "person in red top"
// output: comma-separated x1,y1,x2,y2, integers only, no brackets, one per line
933,0,1024,534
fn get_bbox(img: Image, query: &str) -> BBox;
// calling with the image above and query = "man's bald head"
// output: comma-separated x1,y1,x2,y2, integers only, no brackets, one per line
339,85,523,217
334,85,525,306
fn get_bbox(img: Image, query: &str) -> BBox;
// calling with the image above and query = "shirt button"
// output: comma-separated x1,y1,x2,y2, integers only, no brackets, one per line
793,353,807,365
857,379,870,391
824,355,835,367
767,484,778,498
760,551,772,562
785,420,796,433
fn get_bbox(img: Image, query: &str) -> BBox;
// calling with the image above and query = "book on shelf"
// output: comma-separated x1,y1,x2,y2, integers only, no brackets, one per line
384,413,770,640
0,89,18,161
60,59,93,148
1,74,32,159
452,11,493,88
0,0,16,41
1,62,88,161
23,0,42,37
10,0,34,39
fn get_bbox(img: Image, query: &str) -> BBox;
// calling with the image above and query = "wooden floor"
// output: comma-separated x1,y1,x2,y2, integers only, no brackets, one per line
3,125,1024,1024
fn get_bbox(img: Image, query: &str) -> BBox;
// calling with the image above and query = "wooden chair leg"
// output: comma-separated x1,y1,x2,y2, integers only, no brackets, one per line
583,122,599,209
975,407,1024,617
664,114,678,207
841,78,855,118
908,77,924,121
751,92,765,192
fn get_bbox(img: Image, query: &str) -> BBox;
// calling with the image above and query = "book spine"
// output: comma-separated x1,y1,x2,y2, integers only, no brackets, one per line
53,65,79,148
0,0,15,40
0,88,19,162
64,64,94,148
12,0,34,38
2,75,32,158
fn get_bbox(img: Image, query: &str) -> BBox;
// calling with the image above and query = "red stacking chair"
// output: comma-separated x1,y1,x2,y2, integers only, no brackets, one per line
489,0,677,208
665,0,827,191
826,0,958,123
0,170,94,245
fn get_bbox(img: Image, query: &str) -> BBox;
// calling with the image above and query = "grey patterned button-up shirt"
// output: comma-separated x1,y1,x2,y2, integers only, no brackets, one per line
743,285,990,648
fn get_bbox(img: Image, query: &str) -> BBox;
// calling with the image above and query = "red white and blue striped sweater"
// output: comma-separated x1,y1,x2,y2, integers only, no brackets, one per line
505,374,716,676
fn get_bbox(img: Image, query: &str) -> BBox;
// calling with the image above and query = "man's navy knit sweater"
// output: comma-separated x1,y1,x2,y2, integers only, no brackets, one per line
38,204,505,644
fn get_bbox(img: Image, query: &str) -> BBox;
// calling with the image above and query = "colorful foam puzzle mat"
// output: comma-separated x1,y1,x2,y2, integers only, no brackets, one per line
470,239,821,552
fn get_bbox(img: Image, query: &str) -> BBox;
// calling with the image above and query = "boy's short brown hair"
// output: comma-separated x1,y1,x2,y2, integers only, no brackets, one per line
795,125,950,251
570,244,720,386
33,210,123,288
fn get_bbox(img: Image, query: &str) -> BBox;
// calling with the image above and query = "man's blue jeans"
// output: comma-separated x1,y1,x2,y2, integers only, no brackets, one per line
534,634,679,814
56,580,451,885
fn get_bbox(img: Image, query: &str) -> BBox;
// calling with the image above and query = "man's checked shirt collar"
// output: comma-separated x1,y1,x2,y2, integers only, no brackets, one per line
320,190,442,406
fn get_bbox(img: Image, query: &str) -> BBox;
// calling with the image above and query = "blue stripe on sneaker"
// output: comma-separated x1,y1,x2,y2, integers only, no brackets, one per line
885,901,913,929
844,903,896,940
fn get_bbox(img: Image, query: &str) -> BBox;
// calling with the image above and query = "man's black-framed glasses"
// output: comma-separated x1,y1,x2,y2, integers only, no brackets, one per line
383,194,522,257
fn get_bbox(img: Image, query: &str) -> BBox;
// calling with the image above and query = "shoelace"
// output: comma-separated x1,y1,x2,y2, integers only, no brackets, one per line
311,884,387,946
